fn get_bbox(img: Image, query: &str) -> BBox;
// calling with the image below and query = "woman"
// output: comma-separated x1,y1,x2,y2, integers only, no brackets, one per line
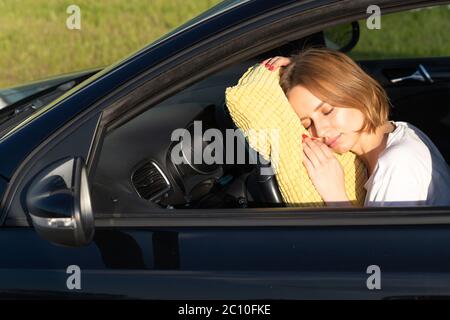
262,48,450,207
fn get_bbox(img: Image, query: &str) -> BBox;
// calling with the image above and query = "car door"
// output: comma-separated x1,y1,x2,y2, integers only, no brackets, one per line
86,0,450,299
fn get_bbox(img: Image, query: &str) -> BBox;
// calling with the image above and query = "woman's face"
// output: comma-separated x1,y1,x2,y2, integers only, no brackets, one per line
287,85,366,154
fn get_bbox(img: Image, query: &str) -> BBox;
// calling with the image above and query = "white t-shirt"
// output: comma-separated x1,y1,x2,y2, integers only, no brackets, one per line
364,121,450,207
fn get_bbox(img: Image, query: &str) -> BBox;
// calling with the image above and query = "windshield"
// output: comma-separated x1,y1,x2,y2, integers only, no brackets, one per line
0,77,70,110
0,69,99,133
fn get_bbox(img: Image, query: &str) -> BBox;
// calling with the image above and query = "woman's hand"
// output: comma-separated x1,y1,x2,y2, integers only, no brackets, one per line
261,56,291,71
301,135,352,206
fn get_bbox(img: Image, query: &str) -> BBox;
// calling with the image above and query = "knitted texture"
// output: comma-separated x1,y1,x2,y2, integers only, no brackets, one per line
225,64,367,207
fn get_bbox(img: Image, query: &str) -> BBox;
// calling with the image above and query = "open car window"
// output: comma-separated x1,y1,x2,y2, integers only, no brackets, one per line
91,60,262,213
89,3,450,215
324,5,450,59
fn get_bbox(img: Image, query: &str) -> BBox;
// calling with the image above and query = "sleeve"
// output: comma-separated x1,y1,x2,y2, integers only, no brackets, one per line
365,152,431,207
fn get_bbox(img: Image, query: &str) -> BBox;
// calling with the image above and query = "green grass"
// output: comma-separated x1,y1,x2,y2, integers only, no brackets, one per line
0,2,449,88
349,5,450,60
0,0,221,87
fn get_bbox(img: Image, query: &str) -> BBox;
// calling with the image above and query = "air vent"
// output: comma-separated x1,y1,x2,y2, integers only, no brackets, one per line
131,161,171,202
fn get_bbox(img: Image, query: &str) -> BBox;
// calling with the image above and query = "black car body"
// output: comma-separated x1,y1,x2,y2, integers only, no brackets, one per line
0,68,101,110
1,0,450,299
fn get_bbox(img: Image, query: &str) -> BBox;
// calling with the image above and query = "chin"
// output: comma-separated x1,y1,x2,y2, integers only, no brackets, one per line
331,142,351,154
332,134,359,154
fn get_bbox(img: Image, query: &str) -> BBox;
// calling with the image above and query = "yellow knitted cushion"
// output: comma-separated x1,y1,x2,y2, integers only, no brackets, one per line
225,64,367,207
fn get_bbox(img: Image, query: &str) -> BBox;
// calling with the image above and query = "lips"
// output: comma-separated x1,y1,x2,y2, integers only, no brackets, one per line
326,134,342,147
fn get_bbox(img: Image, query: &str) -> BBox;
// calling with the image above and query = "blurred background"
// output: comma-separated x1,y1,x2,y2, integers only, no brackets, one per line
0,1,449,88
0,0,221,88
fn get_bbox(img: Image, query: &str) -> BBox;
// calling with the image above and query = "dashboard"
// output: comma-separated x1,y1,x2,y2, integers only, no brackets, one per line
90,62,258,214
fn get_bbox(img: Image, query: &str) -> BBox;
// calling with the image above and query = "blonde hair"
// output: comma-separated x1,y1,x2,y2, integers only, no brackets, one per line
280,48,390,133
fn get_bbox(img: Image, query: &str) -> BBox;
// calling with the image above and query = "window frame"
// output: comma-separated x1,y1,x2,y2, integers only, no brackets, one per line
3,0,450,228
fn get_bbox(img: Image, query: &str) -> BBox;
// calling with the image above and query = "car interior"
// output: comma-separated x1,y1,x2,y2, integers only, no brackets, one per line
90,9,450,214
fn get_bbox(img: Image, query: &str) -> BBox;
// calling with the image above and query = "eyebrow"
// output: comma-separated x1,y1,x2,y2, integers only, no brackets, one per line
300,101,325,121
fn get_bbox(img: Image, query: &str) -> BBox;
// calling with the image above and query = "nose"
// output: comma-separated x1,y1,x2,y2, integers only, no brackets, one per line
312,119,330,139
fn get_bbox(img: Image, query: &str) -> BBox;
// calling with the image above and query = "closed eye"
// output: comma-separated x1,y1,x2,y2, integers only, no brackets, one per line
323,107,334,115
301,106,333,130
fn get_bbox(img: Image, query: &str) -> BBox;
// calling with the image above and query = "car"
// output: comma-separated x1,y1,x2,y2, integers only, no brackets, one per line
0,68,100,110
0,0,450,299
0,68,101,141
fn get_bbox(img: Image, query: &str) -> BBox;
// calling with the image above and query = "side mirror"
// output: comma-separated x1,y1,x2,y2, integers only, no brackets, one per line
323,21,360,53
25,157,94,247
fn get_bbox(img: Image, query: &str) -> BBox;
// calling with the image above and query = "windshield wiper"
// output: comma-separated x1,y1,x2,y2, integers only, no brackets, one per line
0,80,77,126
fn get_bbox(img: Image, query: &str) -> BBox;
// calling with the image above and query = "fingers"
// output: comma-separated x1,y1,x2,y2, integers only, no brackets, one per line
312,138,334,159
302,138,329,166
261,58,271,66
302,152,315,178
260,57,276,71
302,139,321,169
260,56,291,71
270,56,291,68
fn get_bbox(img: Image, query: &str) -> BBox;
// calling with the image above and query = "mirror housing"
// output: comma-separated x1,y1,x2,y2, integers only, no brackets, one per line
26,157,94,247
323,21,360,53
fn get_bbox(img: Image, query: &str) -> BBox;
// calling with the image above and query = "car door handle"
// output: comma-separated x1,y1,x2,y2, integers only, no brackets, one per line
390,64,434,84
